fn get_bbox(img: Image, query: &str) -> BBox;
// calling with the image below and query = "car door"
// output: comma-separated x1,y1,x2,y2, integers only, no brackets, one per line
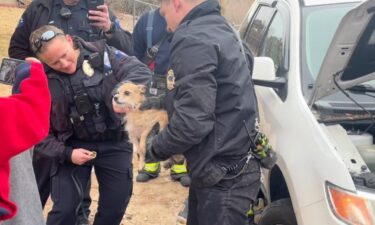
240,0,293,207
241,0,289,100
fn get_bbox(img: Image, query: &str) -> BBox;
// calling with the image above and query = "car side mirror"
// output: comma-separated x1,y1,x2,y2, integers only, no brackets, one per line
252,57,286,89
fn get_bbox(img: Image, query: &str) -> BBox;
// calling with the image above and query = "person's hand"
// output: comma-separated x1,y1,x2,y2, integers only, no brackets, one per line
71,148,96,165
25,57,41,64
112,96,130,114
88,4,112,33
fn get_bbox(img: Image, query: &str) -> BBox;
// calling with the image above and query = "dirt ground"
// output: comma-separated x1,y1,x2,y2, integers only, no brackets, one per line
44,168,189,225
0,6,188,225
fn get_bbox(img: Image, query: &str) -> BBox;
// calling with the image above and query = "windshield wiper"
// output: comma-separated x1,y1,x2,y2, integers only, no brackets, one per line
347,84,375,93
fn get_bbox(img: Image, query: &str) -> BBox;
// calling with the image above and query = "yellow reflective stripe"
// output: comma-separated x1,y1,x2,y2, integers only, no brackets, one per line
144,162,160,172
171,164,187,174
247,209,254,216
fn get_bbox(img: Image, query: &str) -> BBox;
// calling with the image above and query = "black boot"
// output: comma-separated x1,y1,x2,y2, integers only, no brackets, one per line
136,162,161,182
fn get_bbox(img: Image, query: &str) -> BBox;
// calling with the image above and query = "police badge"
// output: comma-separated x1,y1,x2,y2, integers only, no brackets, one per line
167,69,175,90
82,60,94,77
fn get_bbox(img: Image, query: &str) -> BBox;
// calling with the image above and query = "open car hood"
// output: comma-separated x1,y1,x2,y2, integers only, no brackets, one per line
309,0,375,105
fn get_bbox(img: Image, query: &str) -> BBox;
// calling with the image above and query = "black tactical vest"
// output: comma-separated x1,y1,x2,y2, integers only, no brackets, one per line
61,47,124,141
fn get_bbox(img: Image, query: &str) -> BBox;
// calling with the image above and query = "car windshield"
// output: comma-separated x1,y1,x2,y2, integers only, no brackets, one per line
301,3,356,98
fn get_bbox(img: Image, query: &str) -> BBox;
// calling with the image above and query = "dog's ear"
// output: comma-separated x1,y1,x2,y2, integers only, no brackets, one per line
138,85,146,94
112,81,128,96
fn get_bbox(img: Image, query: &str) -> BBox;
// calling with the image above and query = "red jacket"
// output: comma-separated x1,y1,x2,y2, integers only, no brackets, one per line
0,62,50,221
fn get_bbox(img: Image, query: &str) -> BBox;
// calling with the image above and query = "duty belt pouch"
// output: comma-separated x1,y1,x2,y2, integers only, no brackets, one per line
92,116,106,133
93,116,107,133
194,161,226,188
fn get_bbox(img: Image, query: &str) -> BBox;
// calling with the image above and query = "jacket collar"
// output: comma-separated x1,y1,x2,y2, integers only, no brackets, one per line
75,36,107,53
53,0,88,10
180,0,221,25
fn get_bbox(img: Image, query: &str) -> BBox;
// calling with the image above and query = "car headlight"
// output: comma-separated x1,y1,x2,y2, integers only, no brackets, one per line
326,182,375,225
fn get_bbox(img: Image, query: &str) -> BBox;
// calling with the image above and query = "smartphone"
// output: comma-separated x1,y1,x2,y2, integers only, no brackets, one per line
0,58,25,85
88,0,104,11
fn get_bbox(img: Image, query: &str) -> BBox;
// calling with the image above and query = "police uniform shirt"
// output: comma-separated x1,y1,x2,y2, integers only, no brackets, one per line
70,42,104,105
50,0,99,42
64,41,108,140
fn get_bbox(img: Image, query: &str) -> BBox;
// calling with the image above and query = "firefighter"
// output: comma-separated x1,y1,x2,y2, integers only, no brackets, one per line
132,8,190,186
143,0,261,224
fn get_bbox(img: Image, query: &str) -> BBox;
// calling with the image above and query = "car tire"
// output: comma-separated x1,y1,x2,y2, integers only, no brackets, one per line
258,198,297,225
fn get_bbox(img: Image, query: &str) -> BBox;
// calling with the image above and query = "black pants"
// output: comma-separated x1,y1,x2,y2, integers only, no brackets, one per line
32,152,53,207
46,140,133,225
187,159,260,225
33,151,92,220
144,145,159,164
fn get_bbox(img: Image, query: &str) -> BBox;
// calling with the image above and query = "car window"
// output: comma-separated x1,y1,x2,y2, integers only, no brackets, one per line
259,12,285,75
301,4,356,98
242,3,289,100
304,6,350,80
244,5,275,55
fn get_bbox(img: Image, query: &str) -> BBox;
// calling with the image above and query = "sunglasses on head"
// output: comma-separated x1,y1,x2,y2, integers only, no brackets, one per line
33,30,64,53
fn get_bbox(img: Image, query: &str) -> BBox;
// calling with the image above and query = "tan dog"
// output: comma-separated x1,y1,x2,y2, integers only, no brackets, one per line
112,82,184,171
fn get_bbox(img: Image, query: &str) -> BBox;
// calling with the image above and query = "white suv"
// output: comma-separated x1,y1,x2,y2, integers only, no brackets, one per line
240,0,375,224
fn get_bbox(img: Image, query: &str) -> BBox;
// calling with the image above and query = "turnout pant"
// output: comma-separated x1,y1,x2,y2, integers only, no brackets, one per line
187,159,260,225
46,140,133,225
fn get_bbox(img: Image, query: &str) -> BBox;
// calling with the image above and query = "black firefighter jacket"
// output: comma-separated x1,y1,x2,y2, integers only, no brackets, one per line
8,0,133,60
152,0,259,187
35,38,151,164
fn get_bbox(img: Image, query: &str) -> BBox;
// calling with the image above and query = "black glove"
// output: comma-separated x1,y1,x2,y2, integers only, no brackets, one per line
140,74,167,110
12,61,31,94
